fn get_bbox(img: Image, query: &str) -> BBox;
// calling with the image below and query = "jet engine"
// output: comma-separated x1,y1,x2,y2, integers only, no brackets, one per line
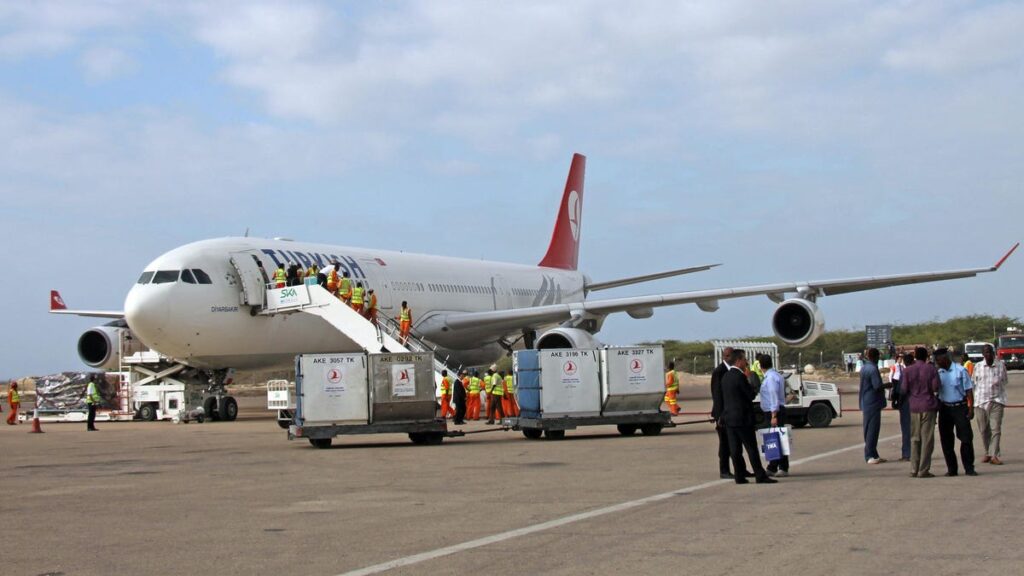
772,298,825,347
78,324,145,371
535,327,603,350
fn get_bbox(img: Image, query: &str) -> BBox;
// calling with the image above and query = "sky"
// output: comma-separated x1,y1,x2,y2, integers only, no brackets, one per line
1,0,1023,377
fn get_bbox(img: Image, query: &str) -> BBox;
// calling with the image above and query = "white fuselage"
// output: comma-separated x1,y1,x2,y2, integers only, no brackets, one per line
125,238,586,370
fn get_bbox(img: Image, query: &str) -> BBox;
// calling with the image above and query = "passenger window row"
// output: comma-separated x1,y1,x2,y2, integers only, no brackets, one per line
137,269,213,285
425,283,495,295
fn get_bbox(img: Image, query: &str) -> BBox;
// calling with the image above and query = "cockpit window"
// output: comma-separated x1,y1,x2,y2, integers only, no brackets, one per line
180,269,196,284
137,271,154,284
152,270,180,284
192,269,212,284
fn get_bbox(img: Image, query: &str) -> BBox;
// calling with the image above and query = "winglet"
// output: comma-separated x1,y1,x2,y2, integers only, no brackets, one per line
50,290,67,311
993,243,1019,270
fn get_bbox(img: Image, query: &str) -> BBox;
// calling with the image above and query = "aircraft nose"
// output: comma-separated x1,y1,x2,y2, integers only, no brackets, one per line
125,284,170,348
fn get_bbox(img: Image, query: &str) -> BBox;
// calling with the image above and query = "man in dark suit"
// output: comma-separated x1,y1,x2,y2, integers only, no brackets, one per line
722,349,776,484
711,346,736,478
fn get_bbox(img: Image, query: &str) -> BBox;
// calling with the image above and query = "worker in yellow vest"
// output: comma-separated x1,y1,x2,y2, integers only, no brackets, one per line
501,370,519,417
365,289,378,324
338,271,353,303
6,381,20,425
485,369,504,424
273,264,287,289
351,282,365,313
305,264,318,280
326,268,340,295
467,371,483,421
85,374,103,431
439,370,455,420
398,301,412,344
664,361,680,415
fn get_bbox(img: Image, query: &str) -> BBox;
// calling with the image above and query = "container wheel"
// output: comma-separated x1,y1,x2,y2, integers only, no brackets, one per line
424,432,445,445
807,403,833,428
640,423,663,436
277,419,290,430
309,438,332,449
220,396,238,422
522,428,543,440
617,424,638,436
138,403,157,422
203,397,221,421
409,432,426,445
544,429,566,440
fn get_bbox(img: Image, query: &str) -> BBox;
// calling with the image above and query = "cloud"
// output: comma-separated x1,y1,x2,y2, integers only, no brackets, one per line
79,46,137,81
0,1,137,58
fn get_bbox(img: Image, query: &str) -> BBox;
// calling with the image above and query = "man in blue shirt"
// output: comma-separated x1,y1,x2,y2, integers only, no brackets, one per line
758,355,789,476
859,348,887,464
935,348,977,476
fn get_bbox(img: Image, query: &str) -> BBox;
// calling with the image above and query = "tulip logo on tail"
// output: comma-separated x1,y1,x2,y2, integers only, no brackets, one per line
568,190,581,241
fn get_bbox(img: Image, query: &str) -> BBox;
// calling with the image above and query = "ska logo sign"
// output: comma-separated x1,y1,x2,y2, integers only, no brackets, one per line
563,361,578,376
630,359,644,374
281,288,297,297
567,190,581,241
327,369,342,384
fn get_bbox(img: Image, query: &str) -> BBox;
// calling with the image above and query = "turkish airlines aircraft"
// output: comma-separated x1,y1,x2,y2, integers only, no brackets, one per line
52,153,1017,376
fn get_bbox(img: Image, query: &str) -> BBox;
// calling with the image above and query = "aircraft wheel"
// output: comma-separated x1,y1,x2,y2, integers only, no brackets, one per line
640,423,663,436
807,403,833,428
617,424,638,436
219,396,238,422
522,428,543,440
204,397,221,421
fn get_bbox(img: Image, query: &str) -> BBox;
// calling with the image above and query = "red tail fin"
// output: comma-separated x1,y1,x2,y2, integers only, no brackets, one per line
50,290,67,311
539,153,586,270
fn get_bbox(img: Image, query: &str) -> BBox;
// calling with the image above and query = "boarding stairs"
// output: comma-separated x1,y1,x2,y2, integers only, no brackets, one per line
261,282,460,384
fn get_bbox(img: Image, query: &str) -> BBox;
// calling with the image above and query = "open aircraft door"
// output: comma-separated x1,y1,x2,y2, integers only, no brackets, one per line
229,251,268,308
361,258,393,311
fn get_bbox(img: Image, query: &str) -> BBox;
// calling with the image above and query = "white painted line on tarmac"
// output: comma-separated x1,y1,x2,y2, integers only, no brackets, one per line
336,434,902,576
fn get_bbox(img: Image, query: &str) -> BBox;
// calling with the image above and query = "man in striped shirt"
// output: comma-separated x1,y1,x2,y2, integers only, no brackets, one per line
973,344,1008,465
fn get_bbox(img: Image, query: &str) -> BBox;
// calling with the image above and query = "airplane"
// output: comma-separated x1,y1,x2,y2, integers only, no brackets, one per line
52,153,1017,395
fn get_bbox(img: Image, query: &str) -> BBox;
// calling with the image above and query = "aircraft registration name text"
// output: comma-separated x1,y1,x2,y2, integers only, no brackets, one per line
210,306,239,313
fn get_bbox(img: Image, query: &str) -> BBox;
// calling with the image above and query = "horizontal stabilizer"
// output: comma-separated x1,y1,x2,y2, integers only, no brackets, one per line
586,264,721,292
48,290,124,319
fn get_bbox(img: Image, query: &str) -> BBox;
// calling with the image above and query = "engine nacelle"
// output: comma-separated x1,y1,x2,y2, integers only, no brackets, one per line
78,325,145,371
535,327,603,350
772,299,825,347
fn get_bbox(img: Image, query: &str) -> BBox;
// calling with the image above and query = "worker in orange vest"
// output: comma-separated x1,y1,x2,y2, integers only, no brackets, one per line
338,271,353,303
365,289,378,324
439,370,455,419
501,370,519,417
6,381,20,425
326,267,340,295
398,301,412,344
664,361,681,415
351,282,365,313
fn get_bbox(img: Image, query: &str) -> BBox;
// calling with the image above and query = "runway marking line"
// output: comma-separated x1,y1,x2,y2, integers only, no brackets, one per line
336,434,901,576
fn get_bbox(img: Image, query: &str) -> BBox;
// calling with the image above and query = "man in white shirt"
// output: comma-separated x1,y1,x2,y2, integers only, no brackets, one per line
973,344,1008,465
759,355,789,477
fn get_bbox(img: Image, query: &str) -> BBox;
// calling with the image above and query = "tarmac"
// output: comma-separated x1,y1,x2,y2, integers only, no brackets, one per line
3,375,1023,576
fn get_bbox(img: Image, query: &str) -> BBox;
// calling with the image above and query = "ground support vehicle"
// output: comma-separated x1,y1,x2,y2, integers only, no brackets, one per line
288,351,462,449
997,331,1024,370
508,347,673,440
754,372,841,428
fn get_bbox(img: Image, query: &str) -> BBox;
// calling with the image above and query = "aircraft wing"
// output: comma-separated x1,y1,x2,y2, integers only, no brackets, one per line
444,244,1018,334
49,290,125,319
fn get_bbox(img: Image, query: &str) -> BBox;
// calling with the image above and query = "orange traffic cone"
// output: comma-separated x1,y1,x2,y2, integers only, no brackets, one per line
29,409,43,434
